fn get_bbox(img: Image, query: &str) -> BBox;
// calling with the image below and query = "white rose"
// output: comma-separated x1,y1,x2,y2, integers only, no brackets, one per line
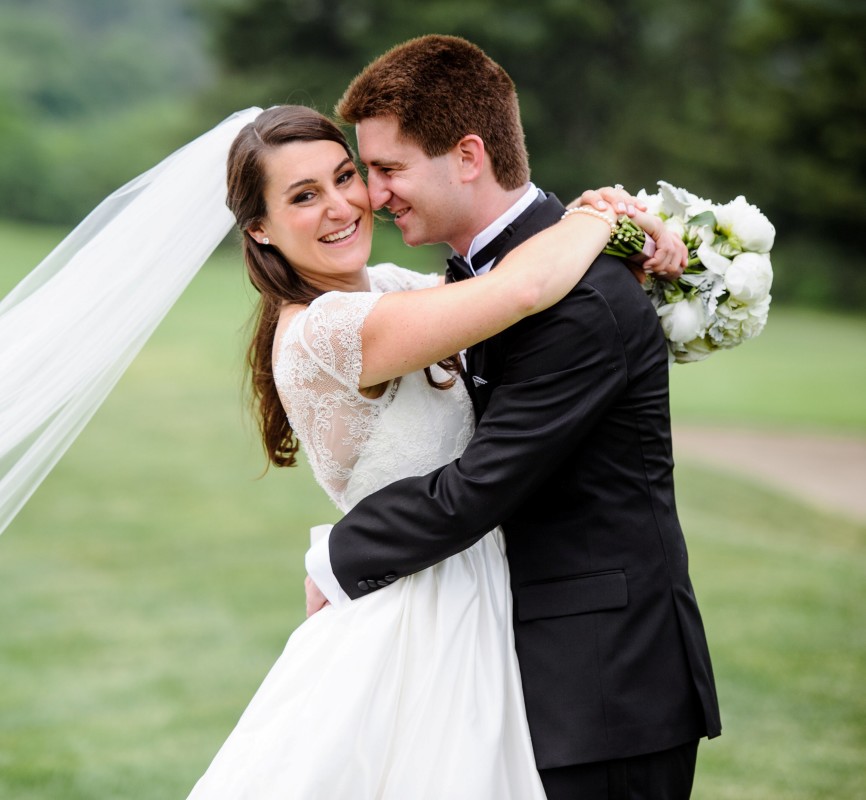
725,252,773,303
715,195,775,252
658,296,707,343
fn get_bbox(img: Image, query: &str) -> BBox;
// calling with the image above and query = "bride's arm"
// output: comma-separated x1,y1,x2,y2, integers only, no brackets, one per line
359,206,669,389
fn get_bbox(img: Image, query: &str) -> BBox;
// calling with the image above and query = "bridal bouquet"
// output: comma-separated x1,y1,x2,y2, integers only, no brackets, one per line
605,181,775,363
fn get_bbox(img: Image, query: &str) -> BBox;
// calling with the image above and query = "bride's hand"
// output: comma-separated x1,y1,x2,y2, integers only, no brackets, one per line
566,186,687,281
571,185,647,218
626,208,688,280
305,575,330,617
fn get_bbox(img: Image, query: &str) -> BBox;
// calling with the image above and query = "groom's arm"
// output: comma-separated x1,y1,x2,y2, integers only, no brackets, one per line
317,269,633,601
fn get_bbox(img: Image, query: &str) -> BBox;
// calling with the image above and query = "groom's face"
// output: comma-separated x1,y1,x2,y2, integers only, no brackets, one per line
356,116,464,249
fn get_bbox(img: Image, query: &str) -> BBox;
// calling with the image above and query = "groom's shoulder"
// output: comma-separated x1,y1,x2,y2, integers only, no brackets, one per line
581,254,652,308
522,193,654,315
542,251,641,312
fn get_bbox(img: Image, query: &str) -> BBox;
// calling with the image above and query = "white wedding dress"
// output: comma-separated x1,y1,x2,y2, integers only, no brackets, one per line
187,264,547,799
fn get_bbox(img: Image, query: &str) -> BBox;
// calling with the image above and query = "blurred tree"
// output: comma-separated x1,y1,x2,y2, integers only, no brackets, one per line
1,0,863,307
622,0,866,306
0,91,49,219
0,0,214,222
0,0,210,119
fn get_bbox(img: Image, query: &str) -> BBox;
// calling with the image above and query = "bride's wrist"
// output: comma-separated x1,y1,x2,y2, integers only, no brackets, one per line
560,205,617,235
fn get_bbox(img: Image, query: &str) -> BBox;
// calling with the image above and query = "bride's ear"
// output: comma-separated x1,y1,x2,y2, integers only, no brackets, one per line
247,223,268,245
455,135,485,183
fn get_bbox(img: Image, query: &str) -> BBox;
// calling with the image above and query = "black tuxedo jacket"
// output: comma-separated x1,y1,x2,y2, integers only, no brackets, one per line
328,194,721,769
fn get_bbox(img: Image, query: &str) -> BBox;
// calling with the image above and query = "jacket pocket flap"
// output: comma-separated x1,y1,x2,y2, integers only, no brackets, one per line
518,570,627,622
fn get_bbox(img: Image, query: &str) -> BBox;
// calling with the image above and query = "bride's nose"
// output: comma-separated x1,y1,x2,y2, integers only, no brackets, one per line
325,190,353,219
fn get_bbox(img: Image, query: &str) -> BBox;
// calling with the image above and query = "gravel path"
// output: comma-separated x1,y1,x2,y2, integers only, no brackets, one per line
672,425,866,524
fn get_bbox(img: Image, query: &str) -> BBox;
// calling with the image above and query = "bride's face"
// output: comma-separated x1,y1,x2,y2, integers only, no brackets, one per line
251,140,373,291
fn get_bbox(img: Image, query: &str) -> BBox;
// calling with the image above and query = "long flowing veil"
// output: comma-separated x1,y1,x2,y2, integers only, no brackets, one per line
0,107,262,535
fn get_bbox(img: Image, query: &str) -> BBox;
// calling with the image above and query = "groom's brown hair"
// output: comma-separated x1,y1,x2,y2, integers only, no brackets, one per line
336,35,530,190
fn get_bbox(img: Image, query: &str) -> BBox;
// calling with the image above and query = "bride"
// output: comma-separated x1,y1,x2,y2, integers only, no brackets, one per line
0,105,677,797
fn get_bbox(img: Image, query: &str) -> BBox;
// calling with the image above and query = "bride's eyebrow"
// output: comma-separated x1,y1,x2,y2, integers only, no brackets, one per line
284,158,355,194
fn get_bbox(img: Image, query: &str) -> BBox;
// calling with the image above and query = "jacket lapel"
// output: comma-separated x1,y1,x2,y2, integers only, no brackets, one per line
464,193,567,416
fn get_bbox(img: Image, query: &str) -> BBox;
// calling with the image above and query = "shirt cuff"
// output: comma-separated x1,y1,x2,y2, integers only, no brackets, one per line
305,525,351,606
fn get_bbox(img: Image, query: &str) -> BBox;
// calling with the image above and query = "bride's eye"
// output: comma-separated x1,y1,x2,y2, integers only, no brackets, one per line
292,190,316,204
336,169,356,185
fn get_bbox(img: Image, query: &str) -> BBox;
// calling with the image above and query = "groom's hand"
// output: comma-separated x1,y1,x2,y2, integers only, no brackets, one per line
305,575,330,617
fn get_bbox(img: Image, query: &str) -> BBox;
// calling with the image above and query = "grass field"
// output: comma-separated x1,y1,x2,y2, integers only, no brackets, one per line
1,223,865,798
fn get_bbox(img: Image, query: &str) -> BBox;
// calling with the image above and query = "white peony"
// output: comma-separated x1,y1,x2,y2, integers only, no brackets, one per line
715,195,776,252
618,183,774,364
725,252,773,302
636,188,664,216
713,295,771,344
657,295,707,343
660,181,715,219
663,216,687,240
673,336,714,363
696,239,732,276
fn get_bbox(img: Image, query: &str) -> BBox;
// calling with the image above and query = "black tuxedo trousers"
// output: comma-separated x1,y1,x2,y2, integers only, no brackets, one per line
329,195,721,770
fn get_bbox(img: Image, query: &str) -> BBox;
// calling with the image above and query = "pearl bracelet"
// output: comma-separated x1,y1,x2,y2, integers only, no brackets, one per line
560,205,616,234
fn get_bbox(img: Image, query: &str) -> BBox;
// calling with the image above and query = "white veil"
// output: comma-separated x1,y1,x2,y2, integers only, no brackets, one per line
0,107,263,535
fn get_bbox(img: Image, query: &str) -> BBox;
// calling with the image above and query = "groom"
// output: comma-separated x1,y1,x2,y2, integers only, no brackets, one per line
306,35,721,799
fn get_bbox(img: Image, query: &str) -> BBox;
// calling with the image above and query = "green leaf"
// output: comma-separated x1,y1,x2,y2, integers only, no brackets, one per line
688,210,717,228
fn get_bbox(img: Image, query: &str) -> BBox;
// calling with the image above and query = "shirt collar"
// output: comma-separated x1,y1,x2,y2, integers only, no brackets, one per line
466,183,539,275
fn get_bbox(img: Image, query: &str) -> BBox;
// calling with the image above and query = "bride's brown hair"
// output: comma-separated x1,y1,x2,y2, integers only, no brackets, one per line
226,105,457,469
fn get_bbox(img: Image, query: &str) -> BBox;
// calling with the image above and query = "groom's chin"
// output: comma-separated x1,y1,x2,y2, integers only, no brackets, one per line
396,227,421,248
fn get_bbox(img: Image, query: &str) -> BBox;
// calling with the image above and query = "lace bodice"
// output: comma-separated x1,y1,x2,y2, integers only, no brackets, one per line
273,264,475,512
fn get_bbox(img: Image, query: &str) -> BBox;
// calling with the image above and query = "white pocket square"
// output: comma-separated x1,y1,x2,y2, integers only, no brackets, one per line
472,375,488,387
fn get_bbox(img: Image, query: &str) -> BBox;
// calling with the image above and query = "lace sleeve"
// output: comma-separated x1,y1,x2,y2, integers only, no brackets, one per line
368,263,440,292
273,291,395,508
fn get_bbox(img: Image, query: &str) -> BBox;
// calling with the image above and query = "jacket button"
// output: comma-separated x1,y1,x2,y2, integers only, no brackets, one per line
384,574,398,583
358,581,370,592
366,579,379,590
376,579,389,586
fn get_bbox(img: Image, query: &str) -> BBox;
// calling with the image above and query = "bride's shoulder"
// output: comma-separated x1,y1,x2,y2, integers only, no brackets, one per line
272,292,380,371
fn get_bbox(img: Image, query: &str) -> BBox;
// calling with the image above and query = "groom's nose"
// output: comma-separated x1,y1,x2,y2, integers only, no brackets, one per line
365,171,391,211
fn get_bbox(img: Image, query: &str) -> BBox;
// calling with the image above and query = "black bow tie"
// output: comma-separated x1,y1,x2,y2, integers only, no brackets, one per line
445,192,545,283
445,253,474,282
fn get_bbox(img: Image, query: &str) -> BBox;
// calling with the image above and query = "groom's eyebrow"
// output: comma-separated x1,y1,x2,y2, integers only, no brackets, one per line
367,158,403,169
284,158,355,193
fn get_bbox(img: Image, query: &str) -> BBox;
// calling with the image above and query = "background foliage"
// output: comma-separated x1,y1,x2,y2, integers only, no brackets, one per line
0,0,864,308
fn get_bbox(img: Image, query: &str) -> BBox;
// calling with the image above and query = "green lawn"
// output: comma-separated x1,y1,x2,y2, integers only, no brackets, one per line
669,307,866,433
1,223,864,798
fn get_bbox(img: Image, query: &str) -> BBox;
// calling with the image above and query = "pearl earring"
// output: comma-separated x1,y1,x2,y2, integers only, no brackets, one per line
262,237,270,245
